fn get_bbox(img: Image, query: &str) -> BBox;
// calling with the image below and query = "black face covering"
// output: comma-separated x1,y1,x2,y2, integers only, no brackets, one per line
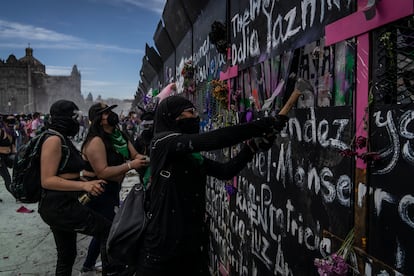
153,96,196,134
6,118,16,129
107,112,119,126
50,117,80,137
48,100,80,137
141,128,153,145
175,117,200,134
6,119,16,125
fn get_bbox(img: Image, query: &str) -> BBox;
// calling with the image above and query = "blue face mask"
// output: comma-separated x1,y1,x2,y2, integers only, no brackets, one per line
175,117,200,134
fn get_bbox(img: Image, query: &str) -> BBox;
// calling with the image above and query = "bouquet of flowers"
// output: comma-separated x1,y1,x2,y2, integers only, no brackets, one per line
338,135,381,163
210,79,228,106
314,228,355,276
181,61,195,94
181,60,195,79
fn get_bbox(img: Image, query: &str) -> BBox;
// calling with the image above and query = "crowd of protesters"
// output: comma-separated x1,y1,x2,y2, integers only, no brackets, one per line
0,112,43,150
0,112,46,203
0,110,145,147
0,109,145,200
0,107,152,273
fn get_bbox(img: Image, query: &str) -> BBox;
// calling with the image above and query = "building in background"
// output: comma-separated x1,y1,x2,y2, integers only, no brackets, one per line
0,47,86,114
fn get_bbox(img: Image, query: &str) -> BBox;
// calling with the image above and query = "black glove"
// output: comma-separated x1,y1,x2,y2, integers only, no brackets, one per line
273,114,289,131
252,115,289,134
252,117,278,135
247,134,275,153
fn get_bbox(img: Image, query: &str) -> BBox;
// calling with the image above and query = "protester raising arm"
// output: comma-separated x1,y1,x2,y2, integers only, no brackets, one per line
136,96,288,276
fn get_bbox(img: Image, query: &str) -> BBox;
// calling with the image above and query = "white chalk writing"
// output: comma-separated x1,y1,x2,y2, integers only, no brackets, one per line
230,0,352,65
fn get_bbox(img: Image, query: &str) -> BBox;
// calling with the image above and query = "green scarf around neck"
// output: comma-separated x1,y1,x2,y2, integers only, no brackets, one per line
110,128,129,159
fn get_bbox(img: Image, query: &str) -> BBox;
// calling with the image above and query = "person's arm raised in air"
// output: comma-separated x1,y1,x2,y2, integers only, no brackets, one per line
152,115,288,155
203,132,277,180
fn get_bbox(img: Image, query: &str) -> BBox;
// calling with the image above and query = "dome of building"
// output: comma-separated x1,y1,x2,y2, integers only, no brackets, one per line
18,47,45,68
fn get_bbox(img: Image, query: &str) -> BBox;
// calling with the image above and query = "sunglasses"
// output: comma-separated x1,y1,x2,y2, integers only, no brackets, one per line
141,120,154,129
183,107,198,116
176,107,198,120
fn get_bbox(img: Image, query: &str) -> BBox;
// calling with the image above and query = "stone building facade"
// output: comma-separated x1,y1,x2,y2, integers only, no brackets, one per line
0,47,86,114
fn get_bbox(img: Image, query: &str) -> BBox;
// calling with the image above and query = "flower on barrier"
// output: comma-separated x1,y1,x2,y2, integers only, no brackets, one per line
314,253,349,276
359,151,382,162
338,135,381,163
210,79,228,106
224,184,237,196
355,136,367,149
338,149,357,157
181,61,195,94
181,60,194,79
314,228,355,276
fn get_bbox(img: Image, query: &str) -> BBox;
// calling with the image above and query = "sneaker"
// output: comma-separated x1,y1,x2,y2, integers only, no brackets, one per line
95,261,102,272
79,272,96,276
79,267,96,276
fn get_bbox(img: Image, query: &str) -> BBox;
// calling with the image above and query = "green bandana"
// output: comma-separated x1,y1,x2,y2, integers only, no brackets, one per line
191,152,204,165
110,129,129,159
143,167,151,188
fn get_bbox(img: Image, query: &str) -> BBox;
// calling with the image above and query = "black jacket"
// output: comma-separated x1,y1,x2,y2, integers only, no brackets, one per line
143,119,277,258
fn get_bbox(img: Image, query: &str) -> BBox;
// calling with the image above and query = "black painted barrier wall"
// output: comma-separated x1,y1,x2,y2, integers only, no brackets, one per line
137,0,414,275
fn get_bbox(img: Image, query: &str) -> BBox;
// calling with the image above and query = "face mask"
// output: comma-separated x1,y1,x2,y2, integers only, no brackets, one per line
6,119,15,125
50,117,79,137
107,112,119,127
68,119,80,137
141,128,153,144
175,117,200,134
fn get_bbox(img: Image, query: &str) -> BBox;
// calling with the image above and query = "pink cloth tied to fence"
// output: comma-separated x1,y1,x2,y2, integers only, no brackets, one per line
156,83,176,103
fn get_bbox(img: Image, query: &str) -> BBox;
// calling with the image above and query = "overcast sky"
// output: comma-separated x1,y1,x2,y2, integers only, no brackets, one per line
0,0,166,100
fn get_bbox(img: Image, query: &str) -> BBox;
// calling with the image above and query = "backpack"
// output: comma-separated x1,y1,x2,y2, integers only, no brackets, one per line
106,132,180,265
10,129,69,203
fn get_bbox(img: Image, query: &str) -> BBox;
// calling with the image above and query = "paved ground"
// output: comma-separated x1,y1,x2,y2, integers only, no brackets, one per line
0,167,138,276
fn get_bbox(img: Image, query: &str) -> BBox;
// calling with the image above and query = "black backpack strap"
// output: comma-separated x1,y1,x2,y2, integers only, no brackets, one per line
42,130,70,170
144,132,180,220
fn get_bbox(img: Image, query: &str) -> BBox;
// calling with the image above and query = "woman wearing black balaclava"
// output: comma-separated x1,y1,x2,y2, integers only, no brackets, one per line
37,100,116,276
135,95,288,276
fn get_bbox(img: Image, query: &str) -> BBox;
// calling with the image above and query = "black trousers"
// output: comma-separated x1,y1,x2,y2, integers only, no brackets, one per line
0,159,12,195
39,191,113,276
83,193,127,273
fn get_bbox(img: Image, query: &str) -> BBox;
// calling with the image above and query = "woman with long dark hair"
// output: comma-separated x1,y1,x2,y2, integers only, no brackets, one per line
80,103,149,274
